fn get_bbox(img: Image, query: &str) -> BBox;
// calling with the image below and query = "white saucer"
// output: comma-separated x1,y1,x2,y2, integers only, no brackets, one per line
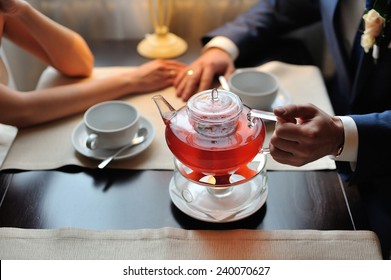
71,116,155,160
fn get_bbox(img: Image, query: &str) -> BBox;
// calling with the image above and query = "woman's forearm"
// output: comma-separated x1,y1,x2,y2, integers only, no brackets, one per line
4,1,93,76
0,60,182,127
0,72,134,127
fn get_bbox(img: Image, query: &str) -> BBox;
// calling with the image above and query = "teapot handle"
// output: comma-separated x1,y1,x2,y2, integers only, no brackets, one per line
249,111,274,155
261,147,270,154
247,109,277,122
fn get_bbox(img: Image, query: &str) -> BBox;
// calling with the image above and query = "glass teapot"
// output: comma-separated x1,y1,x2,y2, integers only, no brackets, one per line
153,88,269,180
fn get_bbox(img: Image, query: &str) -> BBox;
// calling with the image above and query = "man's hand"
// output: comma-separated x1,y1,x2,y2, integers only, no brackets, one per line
174,47,235,101
270,103,344,166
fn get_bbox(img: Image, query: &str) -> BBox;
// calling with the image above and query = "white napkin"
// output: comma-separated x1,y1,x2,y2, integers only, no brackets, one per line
0,124,18,168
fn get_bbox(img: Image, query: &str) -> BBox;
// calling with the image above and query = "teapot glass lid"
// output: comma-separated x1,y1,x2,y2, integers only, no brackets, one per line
186,89,243,137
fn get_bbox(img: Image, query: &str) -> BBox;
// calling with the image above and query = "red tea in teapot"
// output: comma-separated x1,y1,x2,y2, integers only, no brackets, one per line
165,107,265,176
153,89,266,177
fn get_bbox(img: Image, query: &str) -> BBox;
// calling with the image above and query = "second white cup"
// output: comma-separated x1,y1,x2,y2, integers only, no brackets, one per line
84,101,140,150
228,68,279,110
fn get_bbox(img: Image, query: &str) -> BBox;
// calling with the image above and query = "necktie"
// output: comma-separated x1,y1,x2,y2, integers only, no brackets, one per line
366,0,374,9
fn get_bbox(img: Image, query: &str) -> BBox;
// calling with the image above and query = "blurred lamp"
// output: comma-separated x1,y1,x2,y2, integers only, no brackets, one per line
137,0,187,58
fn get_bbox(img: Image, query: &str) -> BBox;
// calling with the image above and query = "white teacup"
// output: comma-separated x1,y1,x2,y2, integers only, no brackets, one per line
84,101,140,150
228,68,279,110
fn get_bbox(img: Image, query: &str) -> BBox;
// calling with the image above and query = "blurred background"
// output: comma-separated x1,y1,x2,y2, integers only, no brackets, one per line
3,0,329,92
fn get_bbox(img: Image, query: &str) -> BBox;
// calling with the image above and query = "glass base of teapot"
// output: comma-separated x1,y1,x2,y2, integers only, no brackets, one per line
174,153,267,187
169,154,268,223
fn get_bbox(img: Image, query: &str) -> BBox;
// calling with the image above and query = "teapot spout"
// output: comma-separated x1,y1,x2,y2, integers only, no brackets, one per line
152,95,177,124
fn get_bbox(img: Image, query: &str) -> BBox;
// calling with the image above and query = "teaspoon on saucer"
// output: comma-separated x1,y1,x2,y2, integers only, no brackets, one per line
98,127,148,169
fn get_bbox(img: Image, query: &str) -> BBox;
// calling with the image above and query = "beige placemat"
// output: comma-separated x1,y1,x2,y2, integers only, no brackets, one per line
0,227,382,260
1,61,336,171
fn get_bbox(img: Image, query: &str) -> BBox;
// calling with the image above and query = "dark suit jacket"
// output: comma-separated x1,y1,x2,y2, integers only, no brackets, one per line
203,0,391,184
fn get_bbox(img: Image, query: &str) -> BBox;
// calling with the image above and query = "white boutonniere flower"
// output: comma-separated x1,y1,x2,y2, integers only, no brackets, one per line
360,0,391,63
361,9,385,53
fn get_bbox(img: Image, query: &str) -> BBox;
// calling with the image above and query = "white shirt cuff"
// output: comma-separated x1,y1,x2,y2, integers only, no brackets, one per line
332,116,358,164
202,36,239,60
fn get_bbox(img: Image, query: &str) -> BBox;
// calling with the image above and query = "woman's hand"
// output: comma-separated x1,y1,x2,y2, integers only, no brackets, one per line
128,59,186,93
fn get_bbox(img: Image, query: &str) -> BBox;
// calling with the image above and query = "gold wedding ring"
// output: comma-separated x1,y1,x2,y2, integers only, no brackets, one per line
187,69,194,76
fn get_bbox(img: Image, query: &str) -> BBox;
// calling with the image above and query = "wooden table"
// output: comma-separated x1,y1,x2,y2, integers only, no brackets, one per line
0,39,365,231
0,168,357,230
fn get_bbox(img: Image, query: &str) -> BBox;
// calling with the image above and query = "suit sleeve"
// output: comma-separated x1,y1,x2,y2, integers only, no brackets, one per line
201,0,321,63
338,111,391,184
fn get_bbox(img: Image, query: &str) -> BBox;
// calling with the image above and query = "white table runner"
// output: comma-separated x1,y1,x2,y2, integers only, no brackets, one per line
0,227,382,260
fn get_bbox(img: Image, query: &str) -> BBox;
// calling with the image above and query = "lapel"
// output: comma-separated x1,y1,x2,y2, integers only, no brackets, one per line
351,0,391,105
321,0,377,110
320,0,352,102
